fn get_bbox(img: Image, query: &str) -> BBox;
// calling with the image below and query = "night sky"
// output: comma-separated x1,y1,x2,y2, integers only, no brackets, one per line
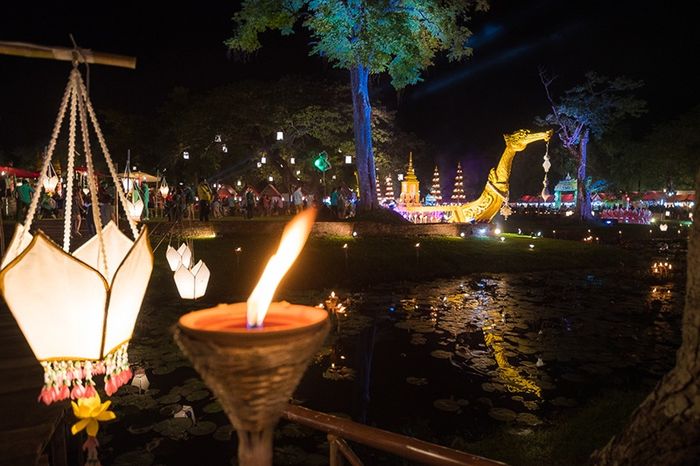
0,1,696,191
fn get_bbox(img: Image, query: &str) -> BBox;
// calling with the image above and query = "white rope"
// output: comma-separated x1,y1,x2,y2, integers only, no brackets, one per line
62,84,78,251
18,72,74,253
76,74,139,239
75,73,109,278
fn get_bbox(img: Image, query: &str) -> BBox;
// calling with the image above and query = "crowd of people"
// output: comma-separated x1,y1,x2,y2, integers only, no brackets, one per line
599,205,653,224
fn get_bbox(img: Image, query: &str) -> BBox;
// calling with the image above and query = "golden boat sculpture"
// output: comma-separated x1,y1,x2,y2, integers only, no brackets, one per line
404,129,553,223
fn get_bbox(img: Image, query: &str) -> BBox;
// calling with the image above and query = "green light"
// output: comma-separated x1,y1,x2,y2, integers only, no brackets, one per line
314,151,331,172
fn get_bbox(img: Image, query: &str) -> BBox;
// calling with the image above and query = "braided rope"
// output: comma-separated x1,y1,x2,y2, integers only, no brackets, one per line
62,84,78,251
18,71,74,253
76,75,139,239
75,74,109,278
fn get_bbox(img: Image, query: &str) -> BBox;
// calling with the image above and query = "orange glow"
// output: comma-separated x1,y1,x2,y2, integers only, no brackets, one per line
246,209,316,327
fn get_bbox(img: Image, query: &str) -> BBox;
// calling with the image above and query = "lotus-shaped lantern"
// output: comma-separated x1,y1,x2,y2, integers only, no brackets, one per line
159,178,169,198
0,221,153,404
125,199,144,222
174,260,210,300
166,243,192,271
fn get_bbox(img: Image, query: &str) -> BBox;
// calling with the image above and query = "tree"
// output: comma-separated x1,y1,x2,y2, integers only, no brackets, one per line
538,70,645,220
591,170,700,465
226,0,488,210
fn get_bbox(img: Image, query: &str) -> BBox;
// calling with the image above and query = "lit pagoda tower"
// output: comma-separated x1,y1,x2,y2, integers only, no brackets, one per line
451,162,466,203
375,171,384,203
430,165,442,204
399,152,421,205
384,175,395,201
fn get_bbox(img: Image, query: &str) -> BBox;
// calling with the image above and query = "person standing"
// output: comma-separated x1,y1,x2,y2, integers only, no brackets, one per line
15,178,34,220
197,178,213,222
142,183,150,220
245,188,255,219
293,185,303,213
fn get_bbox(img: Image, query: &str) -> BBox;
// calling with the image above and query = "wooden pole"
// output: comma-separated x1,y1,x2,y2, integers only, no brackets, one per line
0,41,136,69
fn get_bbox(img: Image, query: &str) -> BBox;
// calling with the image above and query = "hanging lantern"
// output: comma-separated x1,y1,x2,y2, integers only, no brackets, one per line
159,178,170,198
174,260,210,300
0,66,153,405
43,163,59,194
165,243,192,271
126,199,144,222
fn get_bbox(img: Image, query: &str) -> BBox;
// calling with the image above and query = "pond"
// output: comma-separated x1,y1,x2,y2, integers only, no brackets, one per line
100,243,684,466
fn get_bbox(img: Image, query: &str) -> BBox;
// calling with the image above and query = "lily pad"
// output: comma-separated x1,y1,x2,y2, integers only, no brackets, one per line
187,421,217,436
406,376,428,386
203,401,223,414
153,418,192,440
488,408,517,422
213,424,233,442
158,393,182,405
516,413,543,426
430,350,452,359
159,404,182,417
185,389,210,402
433,398,460,412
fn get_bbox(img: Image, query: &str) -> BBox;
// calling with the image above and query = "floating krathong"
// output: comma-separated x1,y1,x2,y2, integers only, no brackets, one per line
166,243,192,271
174,260,210,300
0,66,153,405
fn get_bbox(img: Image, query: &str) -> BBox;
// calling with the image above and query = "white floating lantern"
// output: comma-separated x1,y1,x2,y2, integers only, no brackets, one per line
174,260,210,300
165,243,192,271
43,163,59,194
131,368,150,393
276,131,284,141
659,223,668,232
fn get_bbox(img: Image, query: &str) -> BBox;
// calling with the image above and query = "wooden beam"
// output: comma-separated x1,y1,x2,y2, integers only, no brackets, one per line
0,41,136,69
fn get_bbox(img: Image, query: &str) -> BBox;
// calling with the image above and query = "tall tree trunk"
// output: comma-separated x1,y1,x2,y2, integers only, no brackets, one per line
576,129,592,221
591,170,700,465
350,65,377,210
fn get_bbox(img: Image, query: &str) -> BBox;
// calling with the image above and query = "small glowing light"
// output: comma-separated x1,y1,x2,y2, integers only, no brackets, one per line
565,210,573,217
415,243,420,248
236,180,242,187
261,156,267,164
499,237,505,242
477,228,487,236
257,162,262,168
460,232,465,238
649,229,653,234
552,230,556,234
494,228,502,235
290,157,295,165
659,224,668,232
650,218,656,223
665,210,671,217
222,144,228,153
397,173,404,181
332,175,336,180
618,230,622,235
352,231,358,237
342,243,348,249
183,151,190,160
235,247,242,253
276,131,284,141
537,231,542,237
268,176,274,182
345,155,352,164
517,228,522,235
529,244,535,249
678,229,682,234
214,134,222,142
296,170,301,176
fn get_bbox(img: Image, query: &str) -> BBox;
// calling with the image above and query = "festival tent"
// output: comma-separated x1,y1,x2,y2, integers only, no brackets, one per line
217,185,237,199
0,166,40,178
259,183,283,202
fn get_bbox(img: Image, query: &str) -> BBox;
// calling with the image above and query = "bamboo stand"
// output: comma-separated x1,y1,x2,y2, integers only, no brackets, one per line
174,303,329,466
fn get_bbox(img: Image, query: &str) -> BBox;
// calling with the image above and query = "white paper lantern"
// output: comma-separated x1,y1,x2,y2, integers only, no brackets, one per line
159,178,170,198
165,243,192,271
174,260,210,300
0,221,153,403
174,405,196,424
126,199,144,222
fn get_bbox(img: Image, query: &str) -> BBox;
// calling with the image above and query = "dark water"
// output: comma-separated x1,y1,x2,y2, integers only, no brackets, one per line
100,263,684,465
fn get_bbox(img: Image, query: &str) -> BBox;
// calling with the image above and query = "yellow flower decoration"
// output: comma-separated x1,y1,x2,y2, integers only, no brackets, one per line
71,394,116,437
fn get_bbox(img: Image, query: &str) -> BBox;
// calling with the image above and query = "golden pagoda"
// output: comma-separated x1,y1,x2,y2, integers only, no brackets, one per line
400,152,421,206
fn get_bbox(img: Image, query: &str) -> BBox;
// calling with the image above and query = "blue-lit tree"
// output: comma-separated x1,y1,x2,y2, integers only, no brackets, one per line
539,70,645,220
226,0,488,210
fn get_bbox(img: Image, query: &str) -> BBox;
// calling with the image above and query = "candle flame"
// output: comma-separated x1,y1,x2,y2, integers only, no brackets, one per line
246,208,317,327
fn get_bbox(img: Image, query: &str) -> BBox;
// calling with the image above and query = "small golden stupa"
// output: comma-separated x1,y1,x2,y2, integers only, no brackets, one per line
400,152,421,206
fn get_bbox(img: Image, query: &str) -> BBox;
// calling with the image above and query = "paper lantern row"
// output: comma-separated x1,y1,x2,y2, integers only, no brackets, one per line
166,243,210,300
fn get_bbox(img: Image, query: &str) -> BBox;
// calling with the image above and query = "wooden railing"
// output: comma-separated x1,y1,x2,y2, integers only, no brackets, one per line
282,405,508,466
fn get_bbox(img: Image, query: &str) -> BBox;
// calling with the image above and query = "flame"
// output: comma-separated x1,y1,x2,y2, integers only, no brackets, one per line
246,208,317,327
